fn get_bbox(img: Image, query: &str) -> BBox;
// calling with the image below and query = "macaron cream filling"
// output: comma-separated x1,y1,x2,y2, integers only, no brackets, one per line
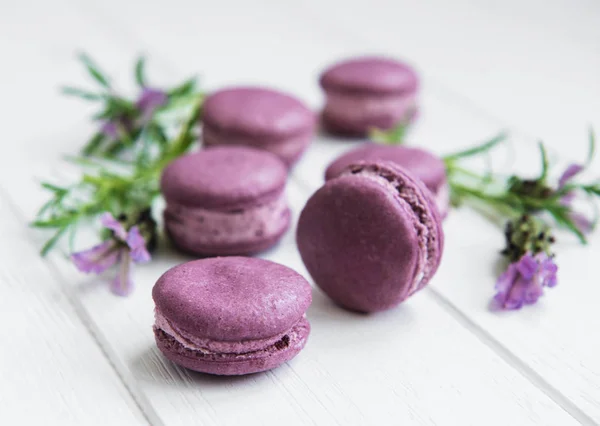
154,308,309,359
341,164,436,296
324,91,416,123
164,195,290,245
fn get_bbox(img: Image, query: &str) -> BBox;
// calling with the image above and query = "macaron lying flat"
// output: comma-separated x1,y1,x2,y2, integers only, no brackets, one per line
202,87,317,167
153,257,312,375
161,146,290,256
320,56,419,136
297,161,444,313
325,144,450,218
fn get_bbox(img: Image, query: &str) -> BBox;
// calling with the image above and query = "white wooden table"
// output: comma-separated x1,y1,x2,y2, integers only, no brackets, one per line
1,1,600,424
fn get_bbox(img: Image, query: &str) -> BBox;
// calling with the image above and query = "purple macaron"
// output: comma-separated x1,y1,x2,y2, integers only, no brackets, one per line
202,86,317,167
325,144,450,218
297,161,444,313
161,146,290,256
319,56,418,136
153,257,312,375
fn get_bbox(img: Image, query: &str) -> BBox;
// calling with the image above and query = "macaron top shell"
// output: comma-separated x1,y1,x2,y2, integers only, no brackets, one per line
319,56,418,95
160,146,287,210
297,161,443,312
153,257,312,341
202,87,316,138
325,144,447,192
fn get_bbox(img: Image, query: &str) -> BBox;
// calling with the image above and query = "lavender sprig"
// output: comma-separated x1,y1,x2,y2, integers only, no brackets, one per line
32,96,202,257
62,53,202,159
373,125,599,309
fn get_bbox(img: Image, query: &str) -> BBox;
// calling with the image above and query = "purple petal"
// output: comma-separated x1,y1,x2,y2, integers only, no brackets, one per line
516,253,538,280
126,226,151,263
503,276,529,310
524,275,545,305
71,240,119,274
570,212,594,235
495,263,517,293
110,252,134,296
136,88,167,120
100,212,127,241
100,121,118,139
535,253,559,288
558,164,584,188
560,191,576,207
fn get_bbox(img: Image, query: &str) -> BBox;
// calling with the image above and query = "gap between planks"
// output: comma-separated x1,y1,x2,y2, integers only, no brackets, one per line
32,1,597,422
0,186,163,426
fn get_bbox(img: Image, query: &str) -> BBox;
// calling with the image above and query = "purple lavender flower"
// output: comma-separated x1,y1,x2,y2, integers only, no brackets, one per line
557,163,594,235
99,117,134,140
558,164,583,189
136,87,167,122
494,252,558,310
71,213,151,296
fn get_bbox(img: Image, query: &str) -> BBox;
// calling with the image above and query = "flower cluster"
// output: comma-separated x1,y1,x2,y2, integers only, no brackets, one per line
63,54,201,158
71,213,151,296
375,125,599,310
33,55,203,296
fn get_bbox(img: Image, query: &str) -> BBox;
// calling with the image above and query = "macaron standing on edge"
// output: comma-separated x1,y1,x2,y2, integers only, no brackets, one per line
319,56,419,137
325,144,450,218
153,257,312,375
161,146,291,256
297,161,444,313
202,86,317,167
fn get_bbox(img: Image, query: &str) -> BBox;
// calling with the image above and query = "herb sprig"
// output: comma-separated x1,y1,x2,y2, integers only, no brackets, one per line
62,53,202,158
373,125,599,309
33,56,204,256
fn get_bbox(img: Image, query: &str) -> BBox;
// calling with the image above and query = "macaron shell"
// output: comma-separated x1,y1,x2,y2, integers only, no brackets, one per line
297,175,421,312
320,56,418,95
152,257,312,341
202,87,316,139
325,144,447,191
160,146,287,210
321,106,419,136
154,317,310,376
347,161,444,291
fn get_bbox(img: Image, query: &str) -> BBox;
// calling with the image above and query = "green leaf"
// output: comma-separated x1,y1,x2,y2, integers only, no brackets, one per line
78,53,111,88
443,132,508,162
168,77,197,98
61,86,104,101
31,217,74,228
135,56,147,87
41,226,69,256
82,133,106,156
586,127,596,167
538,142,549,181
547,206,587,244
41,182,66,193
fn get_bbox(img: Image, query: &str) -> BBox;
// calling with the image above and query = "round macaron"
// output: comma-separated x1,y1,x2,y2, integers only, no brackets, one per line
161,146,290,256
153,257,312,375
325,144,450,218
201,86,317,167
319,56,419,136
297,161,444,313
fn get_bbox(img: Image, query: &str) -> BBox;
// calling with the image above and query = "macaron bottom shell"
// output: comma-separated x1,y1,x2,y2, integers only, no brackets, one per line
154,317,311,375
203,124,313,167
321,93,418,136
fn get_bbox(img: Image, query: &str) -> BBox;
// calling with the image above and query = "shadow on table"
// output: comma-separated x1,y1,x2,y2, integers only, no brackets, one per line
130,286,417,388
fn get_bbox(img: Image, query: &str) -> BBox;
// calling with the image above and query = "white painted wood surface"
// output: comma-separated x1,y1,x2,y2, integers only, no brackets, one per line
1,0,599,424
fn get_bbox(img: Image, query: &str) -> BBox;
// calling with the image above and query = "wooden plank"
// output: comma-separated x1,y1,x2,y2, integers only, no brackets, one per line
0,192,145,425
0,150,579,425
